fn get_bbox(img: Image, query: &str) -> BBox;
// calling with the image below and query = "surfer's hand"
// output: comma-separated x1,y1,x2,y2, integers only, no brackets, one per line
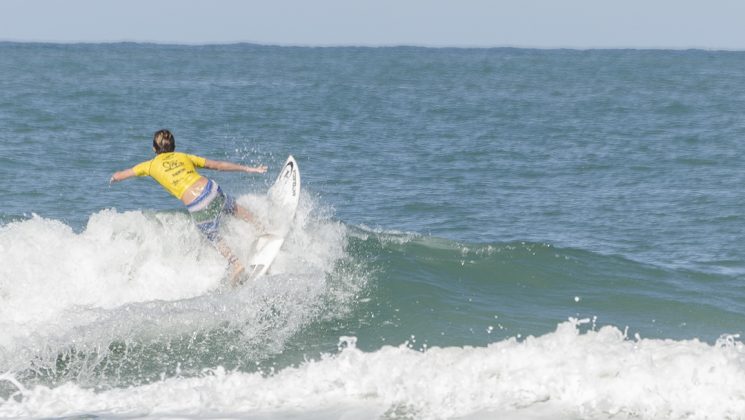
248,165,268,174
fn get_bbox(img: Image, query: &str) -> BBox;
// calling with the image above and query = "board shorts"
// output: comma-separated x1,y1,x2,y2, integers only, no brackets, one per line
186,179,236,242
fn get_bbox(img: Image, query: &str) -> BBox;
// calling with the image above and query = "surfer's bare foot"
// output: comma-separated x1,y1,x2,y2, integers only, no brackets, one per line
228,260,246,287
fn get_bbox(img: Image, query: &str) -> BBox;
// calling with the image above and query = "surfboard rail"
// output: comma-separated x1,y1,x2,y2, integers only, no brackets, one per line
243,155,300,284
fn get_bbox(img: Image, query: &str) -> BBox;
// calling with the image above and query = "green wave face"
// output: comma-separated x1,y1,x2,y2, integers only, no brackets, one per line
340,227,745,350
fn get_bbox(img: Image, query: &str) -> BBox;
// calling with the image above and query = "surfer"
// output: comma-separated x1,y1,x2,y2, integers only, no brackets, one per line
110,129,267,285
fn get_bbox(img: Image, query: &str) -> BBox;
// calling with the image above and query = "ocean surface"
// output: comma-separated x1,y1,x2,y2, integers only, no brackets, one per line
1,43,745,419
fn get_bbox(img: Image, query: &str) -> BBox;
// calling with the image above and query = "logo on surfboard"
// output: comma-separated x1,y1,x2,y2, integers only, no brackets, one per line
283,161,297,197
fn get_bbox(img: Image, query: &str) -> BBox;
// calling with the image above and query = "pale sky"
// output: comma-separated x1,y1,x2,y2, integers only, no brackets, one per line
1,0,745,49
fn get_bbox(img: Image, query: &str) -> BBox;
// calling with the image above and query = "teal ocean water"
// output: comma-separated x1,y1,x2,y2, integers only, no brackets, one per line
2,43,745,418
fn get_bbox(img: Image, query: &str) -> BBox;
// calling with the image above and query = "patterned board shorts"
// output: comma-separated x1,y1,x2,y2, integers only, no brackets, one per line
186,179,236,242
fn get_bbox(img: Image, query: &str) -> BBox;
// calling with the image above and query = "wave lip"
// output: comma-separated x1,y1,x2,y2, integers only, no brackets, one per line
2,320,745,419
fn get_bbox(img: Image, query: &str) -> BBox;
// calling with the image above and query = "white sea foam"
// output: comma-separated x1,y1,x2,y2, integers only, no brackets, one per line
0,191,352,376
2,320,744,419
0,210,223,327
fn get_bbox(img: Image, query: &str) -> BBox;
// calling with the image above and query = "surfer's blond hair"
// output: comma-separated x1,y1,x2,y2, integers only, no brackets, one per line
153,129,175,154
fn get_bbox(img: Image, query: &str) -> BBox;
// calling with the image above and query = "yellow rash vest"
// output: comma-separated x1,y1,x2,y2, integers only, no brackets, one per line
133,152,207,199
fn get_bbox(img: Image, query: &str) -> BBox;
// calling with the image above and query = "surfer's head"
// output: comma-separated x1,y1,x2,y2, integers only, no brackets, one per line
152,129,175,154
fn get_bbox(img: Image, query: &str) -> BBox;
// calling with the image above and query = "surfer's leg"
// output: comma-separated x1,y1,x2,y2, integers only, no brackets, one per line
189,206,246,285
219,192,263,232
233,203,265,232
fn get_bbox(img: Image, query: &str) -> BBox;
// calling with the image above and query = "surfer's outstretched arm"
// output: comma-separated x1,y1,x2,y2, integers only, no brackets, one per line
110,168,136,184
204,160,267,174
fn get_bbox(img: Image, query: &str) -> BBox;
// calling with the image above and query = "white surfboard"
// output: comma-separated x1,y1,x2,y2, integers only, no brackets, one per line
245,155,300,281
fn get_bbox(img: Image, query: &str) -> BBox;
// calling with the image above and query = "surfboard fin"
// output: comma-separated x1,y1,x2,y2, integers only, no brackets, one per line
246,264,266,282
